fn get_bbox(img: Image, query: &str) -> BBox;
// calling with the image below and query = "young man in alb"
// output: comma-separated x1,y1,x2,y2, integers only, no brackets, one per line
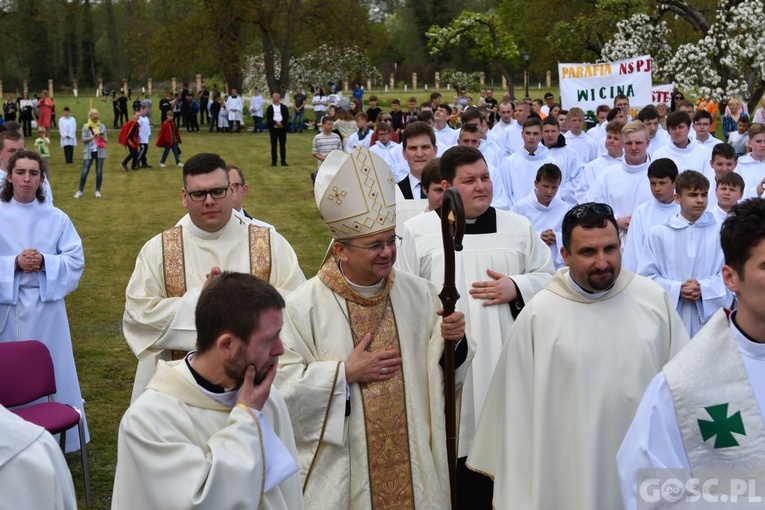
638,170,730,336
738,123,765,198
622,158,680,271
712,172,745,224
498,118,553,207
653,111,711,175
563,107,598,166
576,120,624,203
511,163,569,268
706,142,738,210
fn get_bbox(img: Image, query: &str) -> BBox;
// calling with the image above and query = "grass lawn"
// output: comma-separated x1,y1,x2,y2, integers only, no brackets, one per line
42,96,330,508
36,87,539,508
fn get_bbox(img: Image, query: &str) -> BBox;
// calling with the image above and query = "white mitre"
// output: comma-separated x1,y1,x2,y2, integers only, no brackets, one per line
314,147,397,240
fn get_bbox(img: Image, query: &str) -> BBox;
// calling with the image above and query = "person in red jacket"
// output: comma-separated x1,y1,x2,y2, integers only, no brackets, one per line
118,112,141,171
156,111,183,168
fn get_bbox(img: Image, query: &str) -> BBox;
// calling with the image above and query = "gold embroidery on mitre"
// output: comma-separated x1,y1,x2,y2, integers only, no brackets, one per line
317,259,415,510
248,225,272,281
161,226,188,361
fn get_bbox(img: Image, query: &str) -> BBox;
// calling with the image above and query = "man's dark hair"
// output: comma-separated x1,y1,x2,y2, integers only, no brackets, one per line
606,108,621,122
1,150,46,203
460,107,483,125
693,110,713,124
183,153,228,187
195,272,285,354
712,143,737,162
666,111,692,129
717,172,744,192
637,106,660,123
647,158,679,181
390,98,400,106
614,94,629,104
437,104,452,116
401,121,436,150
522,117,542,130
675,170,709,194
536,163,562,183
415,110,434,124
420,158,442,191
0,129,22,151
439,146,486,184
721,199,765,277
459,123,480,136
541,116,559,128
562,203,618,252
430,92,442,102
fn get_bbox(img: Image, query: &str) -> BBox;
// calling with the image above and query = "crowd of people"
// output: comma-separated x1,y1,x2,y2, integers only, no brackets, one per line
2,81,765,510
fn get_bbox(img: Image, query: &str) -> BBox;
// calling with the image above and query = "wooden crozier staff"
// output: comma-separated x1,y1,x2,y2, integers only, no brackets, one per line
438,187,465,509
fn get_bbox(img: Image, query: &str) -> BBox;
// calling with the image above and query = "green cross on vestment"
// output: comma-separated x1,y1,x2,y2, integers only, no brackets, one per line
698,403,746,449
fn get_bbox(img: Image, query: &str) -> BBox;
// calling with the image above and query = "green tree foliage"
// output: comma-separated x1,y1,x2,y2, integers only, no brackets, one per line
427,11,518,93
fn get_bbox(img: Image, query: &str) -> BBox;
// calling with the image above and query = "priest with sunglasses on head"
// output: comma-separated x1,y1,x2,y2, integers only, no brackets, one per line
123,153,305,402
466,202,689,510
275,147,475,510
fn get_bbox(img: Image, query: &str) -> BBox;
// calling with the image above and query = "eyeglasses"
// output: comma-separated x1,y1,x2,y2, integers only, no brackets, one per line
231,183,243,190
186,187,229,202
565,202,613,221
344,236,401,253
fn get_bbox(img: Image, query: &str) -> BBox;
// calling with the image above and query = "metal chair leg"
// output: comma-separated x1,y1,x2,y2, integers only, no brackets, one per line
58,429,67,452
77,418,92,505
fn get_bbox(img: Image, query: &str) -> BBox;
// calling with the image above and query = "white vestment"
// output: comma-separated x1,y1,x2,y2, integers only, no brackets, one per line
736,155,765,199
112,360,304,510
434,125,458,149
646,130,670,158
587,159,653,221
369,141,399,168
622,199,679,272
653,141,711,175
249,94,264,117
0,199,87,452
398,207,554,456
0,405,76,510
511,192,569,269
564,130,598,167
497,146,553,207
123,213,305,401
546,145,582,205
638,212,729,337
575,153,622,204
225,95,244,122
503,123,523,154
467,269,689,510
275,264,474,509
618,310,765,510
58,116,78,147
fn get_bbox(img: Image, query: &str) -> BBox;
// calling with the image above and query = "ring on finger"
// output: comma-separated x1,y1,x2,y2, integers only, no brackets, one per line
381,367,388,375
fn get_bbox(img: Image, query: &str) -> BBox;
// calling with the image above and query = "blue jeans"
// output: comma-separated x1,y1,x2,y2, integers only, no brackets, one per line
79,152,104,191
291,109,304,132
161,144,180,164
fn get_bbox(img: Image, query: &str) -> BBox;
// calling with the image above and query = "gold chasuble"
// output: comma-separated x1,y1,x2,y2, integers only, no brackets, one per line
161,224,273,360
317,260,415,510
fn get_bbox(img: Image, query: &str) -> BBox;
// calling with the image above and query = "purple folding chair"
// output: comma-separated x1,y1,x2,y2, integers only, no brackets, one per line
0,340,92,505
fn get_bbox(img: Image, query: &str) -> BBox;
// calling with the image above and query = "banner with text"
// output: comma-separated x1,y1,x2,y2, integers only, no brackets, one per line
559,55,653,112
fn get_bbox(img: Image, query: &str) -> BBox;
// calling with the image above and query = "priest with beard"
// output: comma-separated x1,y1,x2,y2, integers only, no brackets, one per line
467,202,689,510
112,272,304,510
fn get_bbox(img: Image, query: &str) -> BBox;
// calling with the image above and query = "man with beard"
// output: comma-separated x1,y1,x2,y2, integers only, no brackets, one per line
467,202,689,510
112,272,304,510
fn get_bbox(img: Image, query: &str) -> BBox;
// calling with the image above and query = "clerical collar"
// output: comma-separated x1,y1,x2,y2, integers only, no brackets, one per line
338,261,385,297
435,206,497,234
731,311,765,356
186,353,228,393
567,273,612,299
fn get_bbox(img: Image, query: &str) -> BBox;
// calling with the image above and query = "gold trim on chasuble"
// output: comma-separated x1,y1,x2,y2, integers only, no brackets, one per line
161,224,272,361
161,226,188,361
318,258,415,510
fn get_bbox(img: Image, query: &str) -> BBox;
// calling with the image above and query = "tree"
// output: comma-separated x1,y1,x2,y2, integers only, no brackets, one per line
601,0,765,109
426,11,518,95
